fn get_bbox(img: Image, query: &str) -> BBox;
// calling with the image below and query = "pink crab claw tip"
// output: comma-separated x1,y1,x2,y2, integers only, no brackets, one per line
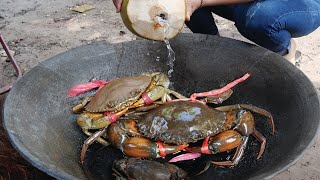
168,153,202,163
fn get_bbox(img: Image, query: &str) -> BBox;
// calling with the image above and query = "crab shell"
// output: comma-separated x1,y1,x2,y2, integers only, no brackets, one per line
137,101,227,145
113,158,187,179
84,72,168,113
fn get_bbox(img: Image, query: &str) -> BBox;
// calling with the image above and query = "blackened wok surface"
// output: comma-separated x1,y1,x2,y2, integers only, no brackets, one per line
3,34,320,180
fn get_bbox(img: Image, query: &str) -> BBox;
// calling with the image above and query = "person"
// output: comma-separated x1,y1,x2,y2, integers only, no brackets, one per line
112,0,320,63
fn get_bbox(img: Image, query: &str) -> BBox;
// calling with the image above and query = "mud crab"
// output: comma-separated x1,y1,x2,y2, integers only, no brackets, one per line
70,72,187,144
139,101,274,166
71,72,186,114
84,100,274,166
112,158,187,180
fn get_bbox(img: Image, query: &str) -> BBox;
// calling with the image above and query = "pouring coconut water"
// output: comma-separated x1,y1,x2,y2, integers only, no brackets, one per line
120,0,186,77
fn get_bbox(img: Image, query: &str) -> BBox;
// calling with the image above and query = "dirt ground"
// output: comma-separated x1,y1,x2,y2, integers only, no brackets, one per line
1,0,319,179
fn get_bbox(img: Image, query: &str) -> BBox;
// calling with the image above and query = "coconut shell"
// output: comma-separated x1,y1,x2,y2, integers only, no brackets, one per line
120,0,186,41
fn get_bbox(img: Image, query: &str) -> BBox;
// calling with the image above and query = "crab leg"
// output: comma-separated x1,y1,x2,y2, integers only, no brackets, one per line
107,119,188,158
252,129,266,159
75,112,110,143
130,86,186,108
129,86,166,107
212,128,266,166
186,130,243,155
205,89,233,104
124,104,160,117
78,108,130,163
81,129,109,145
211,136,249,166
215,104,275,135
76,108,128,131
132,103,160,112
130,86,187,107
71,96,92,113
166,89,188,99
185,107,271,165
76,112,109,129
121,138,187,158
184,130,249,166
80,128,108,164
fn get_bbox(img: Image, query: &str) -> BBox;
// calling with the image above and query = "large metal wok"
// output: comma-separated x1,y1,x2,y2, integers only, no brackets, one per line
3,34,320,179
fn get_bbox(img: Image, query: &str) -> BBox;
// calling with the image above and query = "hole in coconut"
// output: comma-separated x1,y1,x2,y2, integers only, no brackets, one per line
155,13,168,27
159,13,167,20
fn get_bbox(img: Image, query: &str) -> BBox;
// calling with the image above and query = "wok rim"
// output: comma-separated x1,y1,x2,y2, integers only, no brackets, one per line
2,110,78,179
262,123,320,180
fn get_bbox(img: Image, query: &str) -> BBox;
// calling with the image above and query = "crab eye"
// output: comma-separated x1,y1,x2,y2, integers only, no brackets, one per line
190,130,202,140
236,109,246,119
161,132,171,140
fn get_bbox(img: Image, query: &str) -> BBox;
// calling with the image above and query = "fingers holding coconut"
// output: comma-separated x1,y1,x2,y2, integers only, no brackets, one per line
113,0,123,13
186,0,203,21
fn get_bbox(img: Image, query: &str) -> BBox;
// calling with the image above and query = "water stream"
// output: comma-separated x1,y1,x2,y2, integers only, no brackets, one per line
157,16,176,78
164,39,175,78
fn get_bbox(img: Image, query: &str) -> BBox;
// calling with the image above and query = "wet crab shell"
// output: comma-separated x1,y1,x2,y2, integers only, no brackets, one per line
84,75,152,112
137,101,227,145
113,158,187,179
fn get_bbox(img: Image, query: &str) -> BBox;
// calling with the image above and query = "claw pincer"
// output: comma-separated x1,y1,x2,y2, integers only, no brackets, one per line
107,119,187,158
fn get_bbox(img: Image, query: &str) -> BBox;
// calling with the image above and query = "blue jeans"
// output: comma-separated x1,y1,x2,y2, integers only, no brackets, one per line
186,0,320,54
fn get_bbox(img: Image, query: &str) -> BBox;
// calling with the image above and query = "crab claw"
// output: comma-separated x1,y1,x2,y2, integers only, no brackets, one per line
104,112,120,123
168,153,202,162
67,80,111,97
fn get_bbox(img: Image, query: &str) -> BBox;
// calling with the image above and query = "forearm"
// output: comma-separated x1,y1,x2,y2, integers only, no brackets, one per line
202,0,254,6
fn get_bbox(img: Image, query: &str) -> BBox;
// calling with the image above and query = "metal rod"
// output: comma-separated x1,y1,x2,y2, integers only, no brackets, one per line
0,33,22,94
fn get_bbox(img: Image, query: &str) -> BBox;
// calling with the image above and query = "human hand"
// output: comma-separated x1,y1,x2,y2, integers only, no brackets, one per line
112,0,201,19
113,0,123,13
186,0,202,21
